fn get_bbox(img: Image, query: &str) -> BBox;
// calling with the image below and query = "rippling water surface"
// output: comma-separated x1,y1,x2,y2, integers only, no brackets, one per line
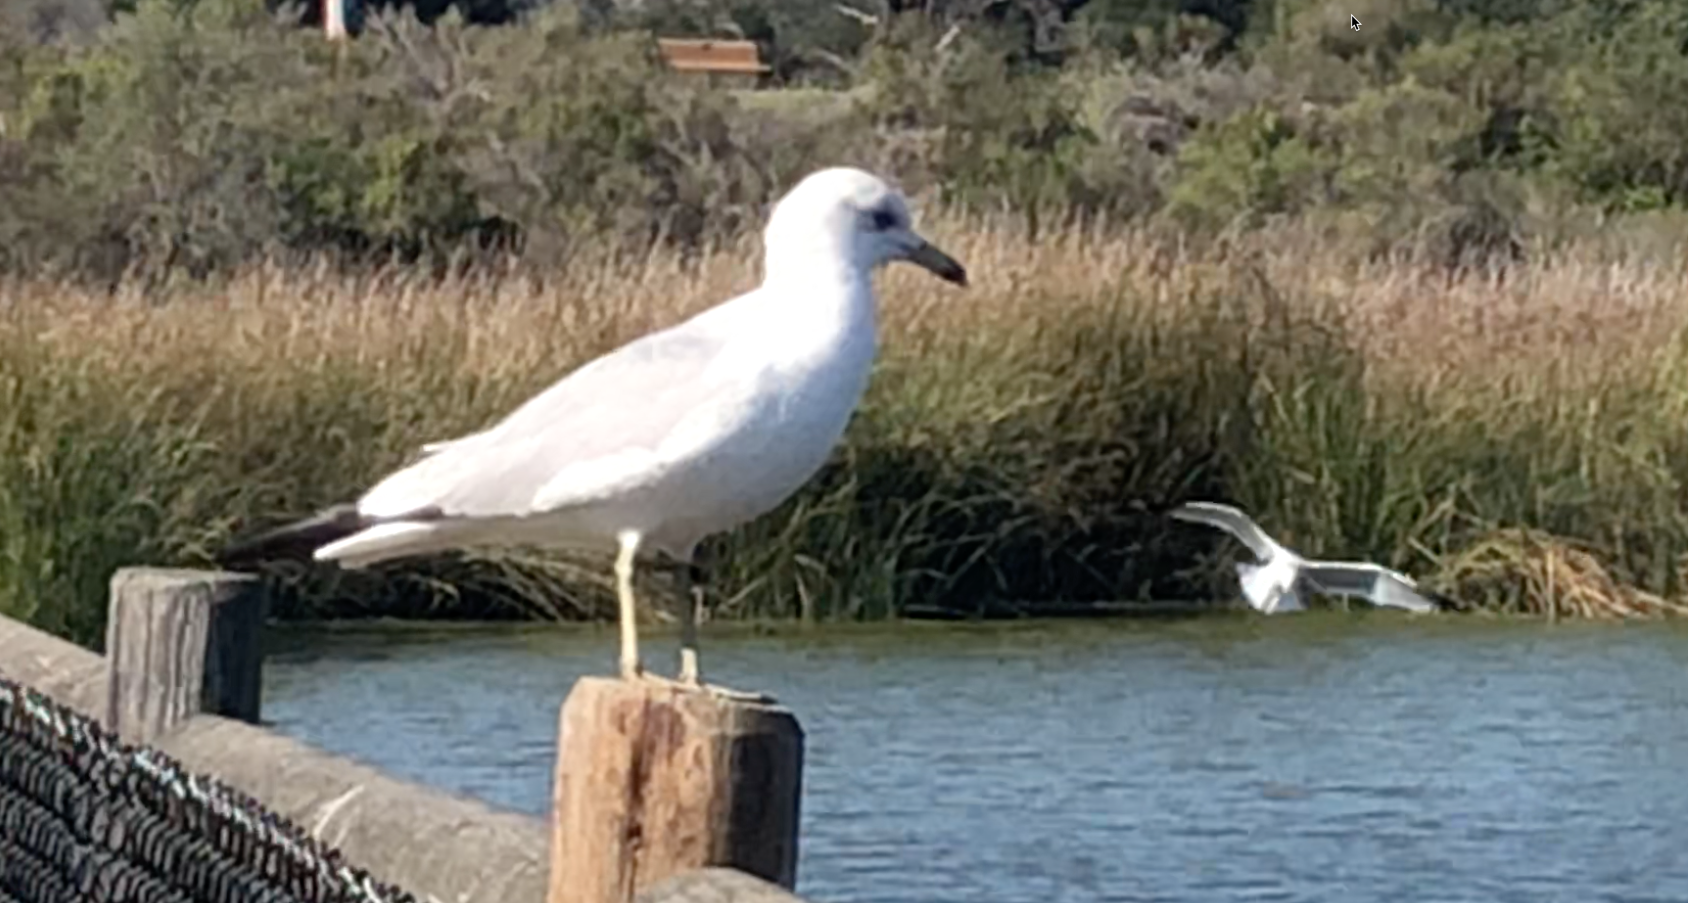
264,614,1688,903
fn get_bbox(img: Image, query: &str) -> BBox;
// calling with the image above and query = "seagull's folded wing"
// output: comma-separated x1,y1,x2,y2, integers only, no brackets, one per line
358,301,758,521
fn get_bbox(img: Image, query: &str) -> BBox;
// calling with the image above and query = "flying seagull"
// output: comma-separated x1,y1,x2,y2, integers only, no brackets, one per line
218,167,969,699
1168,501,1441,615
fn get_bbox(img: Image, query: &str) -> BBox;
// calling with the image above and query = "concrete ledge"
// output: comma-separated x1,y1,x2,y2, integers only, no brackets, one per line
637,868,816,903
156,713,549,903
0,613,548,902
0,614,107,718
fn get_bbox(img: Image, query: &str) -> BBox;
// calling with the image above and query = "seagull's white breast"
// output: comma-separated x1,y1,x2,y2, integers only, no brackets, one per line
1238,555,1303,613
640,279,879,553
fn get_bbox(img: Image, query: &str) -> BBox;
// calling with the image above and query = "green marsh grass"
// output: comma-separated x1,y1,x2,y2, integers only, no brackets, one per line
5,216,1688,646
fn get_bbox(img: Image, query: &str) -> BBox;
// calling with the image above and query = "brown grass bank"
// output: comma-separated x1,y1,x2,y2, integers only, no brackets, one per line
5,216,1688,646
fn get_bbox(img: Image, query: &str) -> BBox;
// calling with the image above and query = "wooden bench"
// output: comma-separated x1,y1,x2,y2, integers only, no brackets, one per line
657,38,771,75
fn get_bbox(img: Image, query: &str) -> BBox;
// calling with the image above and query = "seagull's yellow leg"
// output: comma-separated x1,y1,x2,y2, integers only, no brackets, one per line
623,550,732,695
615,530,643,680
677,563,703,686
669,560,774,704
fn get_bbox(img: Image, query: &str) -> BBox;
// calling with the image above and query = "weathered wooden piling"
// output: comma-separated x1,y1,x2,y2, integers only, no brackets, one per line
105,568,267,745
548,677,805,903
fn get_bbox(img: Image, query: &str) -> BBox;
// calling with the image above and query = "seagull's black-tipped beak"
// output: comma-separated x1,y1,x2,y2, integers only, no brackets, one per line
906,239,968,287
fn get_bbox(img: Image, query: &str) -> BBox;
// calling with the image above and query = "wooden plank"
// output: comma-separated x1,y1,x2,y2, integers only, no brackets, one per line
658,39,770,74
104,567,267,745
548,677,804,903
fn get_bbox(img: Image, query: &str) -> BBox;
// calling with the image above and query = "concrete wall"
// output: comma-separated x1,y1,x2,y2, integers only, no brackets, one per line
0,613,107,717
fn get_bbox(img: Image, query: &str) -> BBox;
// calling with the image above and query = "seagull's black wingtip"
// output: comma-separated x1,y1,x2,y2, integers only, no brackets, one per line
216,504,369,569
1422,589,1473,613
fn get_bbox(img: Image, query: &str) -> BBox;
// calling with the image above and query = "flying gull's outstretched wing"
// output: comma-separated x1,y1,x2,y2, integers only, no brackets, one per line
1169,501,1281,562
1300,561,1438,613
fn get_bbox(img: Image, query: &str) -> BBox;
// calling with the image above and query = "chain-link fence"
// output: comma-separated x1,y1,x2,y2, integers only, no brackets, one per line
0,677,423,903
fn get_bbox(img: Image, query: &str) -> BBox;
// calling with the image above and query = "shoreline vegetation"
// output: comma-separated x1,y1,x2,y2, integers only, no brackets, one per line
6,0,1688,643
8,222,1688,645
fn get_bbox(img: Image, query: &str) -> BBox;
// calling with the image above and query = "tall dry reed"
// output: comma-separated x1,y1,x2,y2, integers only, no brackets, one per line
5,214,1688,645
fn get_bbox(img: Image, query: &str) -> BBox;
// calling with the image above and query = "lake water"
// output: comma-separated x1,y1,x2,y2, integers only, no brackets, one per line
264,614,1688,903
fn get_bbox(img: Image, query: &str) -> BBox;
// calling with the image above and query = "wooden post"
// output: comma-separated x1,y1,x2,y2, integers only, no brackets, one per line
548,678,804,903
105,567,267,745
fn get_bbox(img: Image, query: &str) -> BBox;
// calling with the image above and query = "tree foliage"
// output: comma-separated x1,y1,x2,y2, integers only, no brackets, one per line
1,0,1686,276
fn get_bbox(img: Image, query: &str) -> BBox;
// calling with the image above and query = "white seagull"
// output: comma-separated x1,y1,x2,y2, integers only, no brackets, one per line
219,167,968,699
1169,501,1440,615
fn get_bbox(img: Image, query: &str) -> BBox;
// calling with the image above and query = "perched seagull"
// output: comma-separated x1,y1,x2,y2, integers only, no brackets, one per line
218,167,968,699
1168,501,1441,615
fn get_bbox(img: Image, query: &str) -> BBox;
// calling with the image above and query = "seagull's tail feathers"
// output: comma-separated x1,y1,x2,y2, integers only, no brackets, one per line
216,504,370,568
312,521,460,570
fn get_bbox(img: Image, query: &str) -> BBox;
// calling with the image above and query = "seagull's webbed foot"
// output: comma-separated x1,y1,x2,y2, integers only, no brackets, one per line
635,549,777,704
681,654,776,703
629,669,774,703
697,682,778,704
630,669,693,692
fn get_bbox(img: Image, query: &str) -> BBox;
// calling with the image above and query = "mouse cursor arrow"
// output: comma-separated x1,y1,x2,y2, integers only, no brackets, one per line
1350,15,1361,31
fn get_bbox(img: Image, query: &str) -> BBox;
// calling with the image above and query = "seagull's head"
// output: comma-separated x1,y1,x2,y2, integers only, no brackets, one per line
764,167,968,287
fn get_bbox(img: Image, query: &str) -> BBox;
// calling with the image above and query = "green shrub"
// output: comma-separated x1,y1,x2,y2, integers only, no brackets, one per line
5,0,1688,276
1542,3,1688,209
1165,106,1335,230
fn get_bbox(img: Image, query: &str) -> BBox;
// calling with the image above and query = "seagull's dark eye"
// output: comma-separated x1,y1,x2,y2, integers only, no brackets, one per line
869,209,901,232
